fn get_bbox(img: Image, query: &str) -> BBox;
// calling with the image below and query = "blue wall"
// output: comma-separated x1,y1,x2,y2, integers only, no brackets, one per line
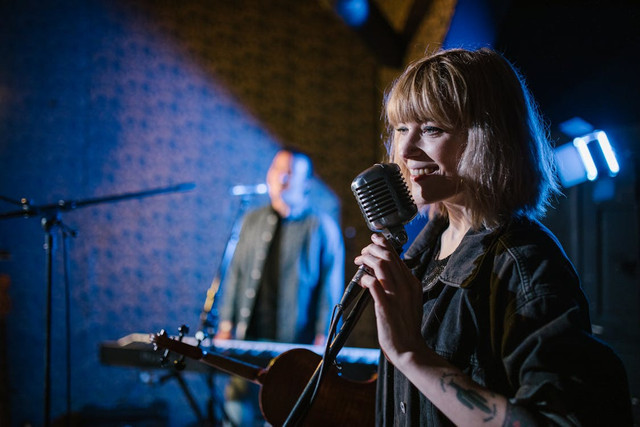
0,1,375,424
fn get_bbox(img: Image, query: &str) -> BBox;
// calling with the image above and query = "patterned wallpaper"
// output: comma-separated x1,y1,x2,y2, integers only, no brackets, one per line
0,0,453,425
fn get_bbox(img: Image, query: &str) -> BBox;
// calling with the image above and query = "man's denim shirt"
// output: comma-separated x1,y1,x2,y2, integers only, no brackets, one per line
376,215,632,426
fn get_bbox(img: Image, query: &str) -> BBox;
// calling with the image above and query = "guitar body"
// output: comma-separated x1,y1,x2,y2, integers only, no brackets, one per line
260,349,376,426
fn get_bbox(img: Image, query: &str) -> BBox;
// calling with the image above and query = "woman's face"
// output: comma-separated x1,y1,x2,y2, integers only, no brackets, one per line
394,120,467,208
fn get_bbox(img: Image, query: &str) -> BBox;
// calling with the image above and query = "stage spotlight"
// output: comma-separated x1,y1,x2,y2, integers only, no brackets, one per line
572,135,599,181
594,131,620,176
335,0,369,27
555,130,620,188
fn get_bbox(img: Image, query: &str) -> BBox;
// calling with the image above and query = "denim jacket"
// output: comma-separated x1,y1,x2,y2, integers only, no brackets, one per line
376,215,632,426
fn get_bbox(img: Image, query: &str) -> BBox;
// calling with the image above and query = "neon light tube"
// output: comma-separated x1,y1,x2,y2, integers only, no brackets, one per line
573,136,598,181
595,131,620,176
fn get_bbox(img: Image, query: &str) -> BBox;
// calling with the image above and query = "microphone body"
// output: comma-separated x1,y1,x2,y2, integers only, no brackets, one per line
339,163,417,309
351,163,417,248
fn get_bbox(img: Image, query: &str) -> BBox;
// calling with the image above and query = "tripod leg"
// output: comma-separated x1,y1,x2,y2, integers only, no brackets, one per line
171,372,206,425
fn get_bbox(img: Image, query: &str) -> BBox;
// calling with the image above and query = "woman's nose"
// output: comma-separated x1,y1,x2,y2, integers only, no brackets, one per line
398,133,421,159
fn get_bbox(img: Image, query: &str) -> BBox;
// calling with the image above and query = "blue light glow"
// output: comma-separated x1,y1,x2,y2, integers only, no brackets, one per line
558,117,594,138
573,136,598,181
595,131,620,176
335,0,370,27
556,130,621,188
554,142,588,187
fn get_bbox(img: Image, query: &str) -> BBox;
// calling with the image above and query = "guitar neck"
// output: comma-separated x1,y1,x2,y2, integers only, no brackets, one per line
199,350,264,384
152,332,265,384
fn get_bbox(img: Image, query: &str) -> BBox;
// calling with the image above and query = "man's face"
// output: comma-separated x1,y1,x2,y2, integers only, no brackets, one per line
266,151,310,211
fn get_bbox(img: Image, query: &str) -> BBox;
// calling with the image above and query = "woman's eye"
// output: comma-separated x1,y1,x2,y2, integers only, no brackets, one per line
422,126,442,135
395,127,408,134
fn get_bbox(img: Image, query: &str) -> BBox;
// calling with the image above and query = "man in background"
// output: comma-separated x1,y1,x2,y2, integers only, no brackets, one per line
216,148,345,425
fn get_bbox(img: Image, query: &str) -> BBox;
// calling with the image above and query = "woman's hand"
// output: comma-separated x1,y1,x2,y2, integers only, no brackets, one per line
354,233,427,367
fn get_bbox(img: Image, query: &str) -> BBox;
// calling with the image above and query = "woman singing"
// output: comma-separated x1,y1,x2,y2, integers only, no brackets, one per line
355,48,632,426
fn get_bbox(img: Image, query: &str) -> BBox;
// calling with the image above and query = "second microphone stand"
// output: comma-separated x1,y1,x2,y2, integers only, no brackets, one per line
1,183,195,427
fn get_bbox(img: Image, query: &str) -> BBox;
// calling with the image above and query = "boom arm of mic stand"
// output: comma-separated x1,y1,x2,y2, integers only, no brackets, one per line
282,287,371,427
0,182,196,220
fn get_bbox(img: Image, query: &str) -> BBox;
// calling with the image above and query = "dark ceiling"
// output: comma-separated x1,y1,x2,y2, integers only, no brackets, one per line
493,0,640,135
338,0,639,148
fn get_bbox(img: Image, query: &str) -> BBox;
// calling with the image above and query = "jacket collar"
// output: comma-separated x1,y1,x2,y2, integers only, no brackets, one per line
404,215,502,289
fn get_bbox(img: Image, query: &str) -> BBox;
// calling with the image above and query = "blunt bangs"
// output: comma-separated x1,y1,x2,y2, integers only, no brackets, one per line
385,58,464,132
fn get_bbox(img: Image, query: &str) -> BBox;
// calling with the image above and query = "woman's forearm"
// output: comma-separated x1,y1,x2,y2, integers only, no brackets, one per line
393,347,508,426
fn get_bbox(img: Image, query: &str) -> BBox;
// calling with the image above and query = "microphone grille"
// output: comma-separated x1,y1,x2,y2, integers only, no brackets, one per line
351,163,417,232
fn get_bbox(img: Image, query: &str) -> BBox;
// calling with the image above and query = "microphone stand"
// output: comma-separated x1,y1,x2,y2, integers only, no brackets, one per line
0,183,196,427
282,287,371,427
42,211,77,427
197,191,258,336
283,228,407,427
196,190,261,425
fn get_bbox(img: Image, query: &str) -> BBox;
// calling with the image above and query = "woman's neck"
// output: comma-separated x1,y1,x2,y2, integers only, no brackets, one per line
438,204,472,260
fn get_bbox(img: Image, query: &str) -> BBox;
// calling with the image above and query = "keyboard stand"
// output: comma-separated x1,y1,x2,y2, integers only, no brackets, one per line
159,369,206,424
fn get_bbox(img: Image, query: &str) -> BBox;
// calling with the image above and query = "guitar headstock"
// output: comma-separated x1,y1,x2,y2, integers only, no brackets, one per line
149,328,204,361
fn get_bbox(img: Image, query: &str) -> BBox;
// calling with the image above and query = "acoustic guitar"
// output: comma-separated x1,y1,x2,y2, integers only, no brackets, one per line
150,330,376,426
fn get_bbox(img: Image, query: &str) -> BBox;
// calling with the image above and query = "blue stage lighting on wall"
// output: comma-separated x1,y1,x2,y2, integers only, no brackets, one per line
555,130,620,188
558,116,594,138
335,0,370,27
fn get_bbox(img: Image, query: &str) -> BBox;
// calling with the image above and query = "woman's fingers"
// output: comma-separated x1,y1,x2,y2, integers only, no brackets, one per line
355,234,405,290
354,233,419,304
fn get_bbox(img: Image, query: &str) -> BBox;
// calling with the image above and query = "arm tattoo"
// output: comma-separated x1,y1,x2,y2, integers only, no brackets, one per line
440,373,497,422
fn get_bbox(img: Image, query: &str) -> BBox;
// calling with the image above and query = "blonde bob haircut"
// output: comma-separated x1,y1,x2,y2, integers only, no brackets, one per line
384,48,559,230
